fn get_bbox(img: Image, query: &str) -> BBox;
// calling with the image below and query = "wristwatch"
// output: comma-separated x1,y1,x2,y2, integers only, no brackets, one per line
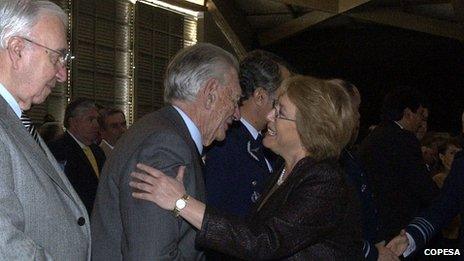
173,194,190,217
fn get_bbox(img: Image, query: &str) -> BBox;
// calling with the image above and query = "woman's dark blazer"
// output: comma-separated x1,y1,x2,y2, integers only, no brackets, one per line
196,156,363,260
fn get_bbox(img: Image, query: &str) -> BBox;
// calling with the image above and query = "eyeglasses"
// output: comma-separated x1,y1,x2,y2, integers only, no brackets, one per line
272,100,296,122
19,37,74,68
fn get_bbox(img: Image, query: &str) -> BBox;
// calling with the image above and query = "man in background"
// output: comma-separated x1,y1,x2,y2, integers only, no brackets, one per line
204,50,291,218
359,86,438,245
98,107,127,156
49,98,106,215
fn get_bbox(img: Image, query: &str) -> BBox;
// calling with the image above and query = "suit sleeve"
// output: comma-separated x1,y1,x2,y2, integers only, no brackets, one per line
196,167,351,260
0,139,52,260
119,132,197,260
405,154,464,251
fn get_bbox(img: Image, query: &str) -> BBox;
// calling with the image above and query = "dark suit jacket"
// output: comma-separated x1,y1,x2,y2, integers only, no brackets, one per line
91,106,205,261
196,157,363,260
359,121,438,241
48,131,105,214
406,151,464,254
205,121,274,217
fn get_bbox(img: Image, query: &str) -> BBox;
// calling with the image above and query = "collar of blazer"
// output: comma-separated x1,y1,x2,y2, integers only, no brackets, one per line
163,106,206,199
165,106,203,163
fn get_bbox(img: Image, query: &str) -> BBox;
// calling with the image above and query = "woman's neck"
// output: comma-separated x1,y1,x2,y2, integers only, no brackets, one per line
283,149,308,175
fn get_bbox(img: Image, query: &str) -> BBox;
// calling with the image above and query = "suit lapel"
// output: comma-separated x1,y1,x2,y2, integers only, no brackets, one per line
0,97,75,200
64,132,99,177
90,144,105,171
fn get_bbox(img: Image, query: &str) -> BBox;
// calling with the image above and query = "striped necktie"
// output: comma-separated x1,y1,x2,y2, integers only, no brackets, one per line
20,112,41,145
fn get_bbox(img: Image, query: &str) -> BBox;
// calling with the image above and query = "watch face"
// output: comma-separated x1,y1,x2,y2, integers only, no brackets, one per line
176,199,186,209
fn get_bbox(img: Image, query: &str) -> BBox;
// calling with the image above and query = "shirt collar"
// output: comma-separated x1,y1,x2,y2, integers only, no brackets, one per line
394,121,405,130
101,139,114,150
172,105,203,155
240,117,260,140
0,82,21,118
67,130,86,149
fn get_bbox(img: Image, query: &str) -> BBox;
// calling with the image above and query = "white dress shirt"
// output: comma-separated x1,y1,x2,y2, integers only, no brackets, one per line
0,82,21,118
173,105,203,155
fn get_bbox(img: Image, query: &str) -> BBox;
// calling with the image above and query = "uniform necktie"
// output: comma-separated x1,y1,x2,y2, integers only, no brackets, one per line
252,134,266,163
256,133,273,173
256,133,264,145
83,145,99,178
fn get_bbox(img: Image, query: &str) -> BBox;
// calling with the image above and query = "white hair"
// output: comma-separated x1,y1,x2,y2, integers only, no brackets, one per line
0,0,67,49
164,43,239,103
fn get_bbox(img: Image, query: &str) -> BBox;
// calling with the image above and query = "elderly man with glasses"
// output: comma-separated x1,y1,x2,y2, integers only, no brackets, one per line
0,0,89,260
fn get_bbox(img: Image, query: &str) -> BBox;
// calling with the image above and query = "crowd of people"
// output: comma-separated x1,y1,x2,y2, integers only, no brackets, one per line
1,0,464,260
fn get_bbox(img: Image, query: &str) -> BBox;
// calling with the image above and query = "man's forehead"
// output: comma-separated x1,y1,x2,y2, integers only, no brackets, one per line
108,113,125,121
32,14,67,47
82,108,98,116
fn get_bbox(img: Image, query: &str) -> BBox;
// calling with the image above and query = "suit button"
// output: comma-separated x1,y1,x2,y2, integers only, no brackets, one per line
251,180,257,186
77,217,85,226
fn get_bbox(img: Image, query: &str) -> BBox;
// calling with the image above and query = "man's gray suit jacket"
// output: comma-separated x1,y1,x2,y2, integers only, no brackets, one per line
91,106,206,260
0,97,91,260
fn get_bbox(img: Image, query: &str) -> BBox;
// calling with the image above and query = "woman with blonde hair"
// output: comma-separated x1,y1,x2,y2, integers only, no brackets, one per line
129,75,363,260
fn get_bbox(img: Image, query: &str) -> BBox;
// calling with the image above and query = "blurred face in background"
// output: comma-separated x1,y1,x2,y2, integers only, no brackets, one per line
101,112,127,146
68,107,100,145
404,105,427,133
439,144,462,171
421,145,437,167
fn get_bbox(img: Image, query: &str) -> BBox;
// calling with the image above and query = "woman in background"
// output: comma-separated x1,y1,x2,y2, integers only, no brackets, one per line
433,137,462,248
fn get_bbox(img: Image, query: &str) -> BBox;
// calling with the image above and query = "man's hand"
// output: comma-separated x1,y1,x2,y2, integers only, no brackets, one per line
386,230,409,256
377,244,400,261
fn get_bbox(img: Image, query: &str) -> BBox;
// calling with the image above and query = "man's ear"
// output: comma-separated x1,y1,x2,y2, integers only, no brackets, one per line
200,78,219,110
253,87,268,107
7,37,25,69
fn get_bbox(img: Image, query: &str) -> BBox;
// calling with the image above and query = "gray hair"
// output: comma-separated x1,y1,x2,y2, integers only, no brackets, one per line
164,43,239,103
63,98,96,128
239,50,284,101
0,0,67,49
